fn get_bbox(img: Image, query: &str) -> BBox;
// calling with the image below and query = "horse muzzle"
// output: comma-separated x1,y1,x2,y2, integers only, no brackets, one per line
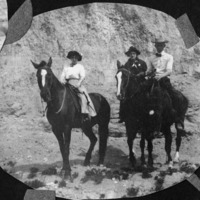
117,94,125,101
40,90,51,103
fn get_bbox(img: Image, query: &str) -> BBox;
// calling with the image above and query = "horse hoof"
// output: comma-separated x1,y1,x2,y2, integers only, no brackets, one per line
129,157,136,167
98,163,105,168
173,152,180,163
60,170,72,180
168,161,173,169
173,158,180,163
148,159,153,167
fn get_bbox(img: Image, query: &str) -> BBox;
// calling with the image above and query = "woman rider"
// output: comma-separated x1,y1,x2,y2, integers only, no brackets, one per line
60,50,96,123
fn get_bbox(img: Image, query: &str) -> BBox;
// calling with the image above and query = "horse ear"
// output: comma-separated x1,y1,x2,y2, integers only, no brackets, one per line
47,57,52,67
30,60,39,69
117,60,122,69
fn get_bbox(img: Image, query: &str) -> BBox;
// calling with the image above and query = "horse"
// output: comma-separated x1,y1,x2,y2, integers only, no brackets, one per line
140,76,189,167
31,57,110,178
115,61,188,168
115,61,147,167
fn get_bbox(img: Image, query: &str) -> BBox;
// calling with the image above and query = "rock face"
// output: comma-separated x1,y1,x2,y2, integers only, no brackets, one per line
0,3,200,133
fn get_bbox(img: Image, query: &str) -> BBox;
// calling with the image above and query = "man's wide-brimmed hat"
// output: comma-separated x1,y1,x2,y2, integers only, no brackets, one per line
152,36,169,43
67,51,82,61
125,46,140,56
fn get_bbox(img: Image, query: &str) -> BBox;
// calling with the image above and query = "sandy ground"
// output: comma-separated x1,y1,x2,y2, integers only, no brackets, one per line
0,115,200,199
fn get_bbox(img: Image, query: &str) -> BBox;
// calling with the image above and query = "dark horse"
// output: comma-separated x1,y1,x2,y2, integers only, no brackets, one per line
139,76,188,167
31,57,110,178
116,61,188,168
115,61,147,167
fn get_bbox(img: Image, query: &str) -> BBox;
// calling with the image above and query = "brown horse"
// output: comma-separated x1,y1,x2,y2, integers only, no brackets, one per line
115,61,188,168
31,57,110,178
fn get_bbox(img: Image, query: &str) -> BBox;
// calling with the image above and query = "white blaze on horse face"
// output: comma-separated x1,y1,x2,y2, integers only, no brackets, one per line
41,69,47,87
116,71,122,97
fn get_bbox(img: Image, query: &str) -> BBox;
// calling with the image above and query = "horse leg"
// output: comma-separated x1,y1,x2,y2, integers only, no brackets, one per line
82,126,97,166
163,125,173,167
62,125,72,178
174,122,184,163
147,139,153,167
125,121,137,167
140,134,146,166
98,125,109,166
52,126,66,171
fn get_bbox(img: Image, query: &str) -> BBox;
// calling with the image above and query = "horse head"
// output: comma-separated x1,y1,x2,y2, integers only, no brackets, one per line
31,57,53,103
143,85,163,139
115,60,140,101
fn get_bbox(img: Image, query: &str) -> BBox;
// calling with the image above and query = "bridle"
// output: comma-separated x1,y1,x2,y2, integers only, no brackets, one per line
117,68,131,92
38,67,66,114
117,68,139,99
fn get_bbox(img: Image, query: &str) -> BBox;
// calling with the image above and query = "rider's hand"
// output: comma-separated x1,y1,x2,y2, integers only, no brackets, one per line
60,79,66,85
76,82,81,88
155,74,163,80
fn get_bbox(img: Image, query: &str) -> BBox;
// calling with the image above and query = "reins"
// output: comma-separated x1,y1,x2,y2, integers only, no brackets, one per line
40,67,67,115
55,87,66,114
40,97,48,116
117,68,158,100
117,68,139,100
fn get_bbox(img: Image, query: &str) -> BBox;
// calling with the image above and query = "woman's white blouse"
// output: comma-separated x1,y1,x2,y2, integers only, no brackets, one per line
60,63,86,82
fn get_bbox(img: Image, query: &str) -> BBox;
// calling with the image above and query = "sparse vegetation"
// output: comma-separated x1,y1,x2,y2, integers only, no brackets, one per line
180,162,196,174
27,173,36,179
81,168,105,184
41,167,57,175
142,169,152,179
80,167,131,184
24,179,45,189
27,167,39,179
30,167,39,174
154,172,166,192
99,194,105,199
155,176,165,191
126,187,139,197
72,172,79,179
58,180,66,188
7,161,16,167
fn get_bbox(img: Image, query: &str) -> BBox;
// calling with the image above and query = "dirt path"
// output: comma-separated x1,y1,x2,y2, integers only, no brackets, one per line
0,115,200,199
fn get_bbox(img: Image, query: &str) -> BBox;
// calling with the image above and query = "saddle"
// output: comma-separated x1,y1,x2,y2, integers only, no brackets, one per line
65,83,81,114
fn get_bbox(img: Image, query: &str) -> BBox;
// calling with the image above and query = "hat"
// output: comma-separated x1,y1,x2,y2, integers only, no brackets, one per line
67,51,82,61
125,46,140,56
152,36,169,43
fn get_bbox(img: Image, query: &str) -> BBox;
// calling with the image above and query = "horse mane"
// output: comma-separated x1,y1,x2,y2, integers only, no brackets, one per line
50,70,64,90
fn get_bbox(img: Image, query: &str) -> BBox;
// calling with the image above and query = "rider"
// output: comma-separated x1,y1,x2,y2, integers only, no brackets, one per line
60,50,96,123
118,46,147,123
146,36,182,128
146,36,173,89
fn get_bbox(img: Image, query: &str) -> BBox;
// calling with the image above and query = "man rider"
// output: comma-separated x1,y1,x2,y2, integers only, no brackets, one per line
118,46,147,123
146,36,183,129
